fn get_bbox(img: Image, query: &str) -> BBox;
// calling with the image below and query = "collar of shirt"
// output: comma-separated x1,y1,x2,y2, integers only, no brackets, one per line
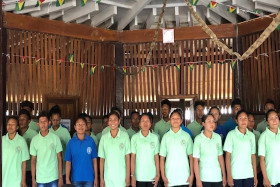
74,133,90,141
5,132,19,141
139,130,151,138
200,131,216,141
234,126,249,136
39,130,50,138
108,129,121,138
265,127,280,136
169,127,182,135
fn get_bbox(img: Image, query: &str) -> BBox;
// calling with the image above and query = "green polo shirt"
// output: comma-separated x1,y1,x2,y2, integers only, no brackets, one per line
98,130,131,187
97,132,102,142
102,125,127,135
2,133,30,187
22,128,38,171
193,131,223,182
252,129,261,166
50,125,71,175
127,127,138,139
160,128,193,186
256,119,280,133
30,131,63,183
29,119,40,132
223,127,256,179
258,127,280,185
131,131,160,181
154,119,171,141
187,120,203,138
90,132,99,147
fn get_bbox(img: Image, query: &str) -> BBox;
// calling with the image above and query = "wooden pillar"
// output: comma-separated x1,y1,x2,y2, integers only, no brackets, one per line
234,25,243,100
115,42,124,124
0,2,7,186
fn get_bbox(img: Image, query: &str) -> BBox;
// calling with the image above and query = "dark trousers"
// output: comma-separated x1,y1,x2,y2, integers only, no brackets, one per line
234,178,254,187
136,181,154,187
272,184,280,187
26,171,32,187
202,181,223,187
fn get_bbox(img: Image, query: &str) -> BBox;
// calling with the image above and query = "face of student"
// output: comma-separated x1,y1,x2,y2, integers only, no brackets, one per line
232,104,241,117
267,111,279,130
247,115,255,131
51,114,61,128
74,119,86,134
139,115,151,131
237,112,248,129
195,105,205,120
7,119,19,135
108,114,120,131
264,103,275,113
131,113,140,128
170,113,182,129
209,108,221,123
38,117,49,133
161,104,170,119
85,116,92,132
19,114,30,129
102,118,109,128
203,115,215,132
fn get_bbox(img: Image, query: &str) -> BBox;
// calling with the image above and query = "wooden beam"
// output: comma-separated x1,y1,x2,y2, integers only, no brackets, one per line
91,5,117,27
206,9,222,25
253,0,280,8
175,6,180,27
49,10,64,19
76,14,91,24
96,0,132,9
145,8,157,29
232,0,254,10
254,2,280,13
3,12,118,41
236,7,250,21
119,23,236,43
145,2,187,9
62,1,99,23
117,0,152,30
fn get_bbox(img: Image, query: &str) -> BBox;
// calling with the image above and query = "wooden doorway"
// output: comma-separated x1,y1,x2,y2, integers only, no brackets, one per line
44,95,80,135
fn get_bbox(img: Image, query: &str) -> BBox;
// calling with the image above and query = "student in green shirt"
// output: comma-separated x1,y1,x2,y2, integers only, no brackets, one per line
160,109,194,187
258,109,280,187
187,100,205,138
224,110,257,187
131,113,160,187
30,111,63,187
18,109,38,187
2,116,30,187
193,114,226,187
49,105,71,183
127,111,140,139
102,107,127,135
20,100,40,132
256,99,276,133
97,115,109,142
99,111,131,187
154,99,172,141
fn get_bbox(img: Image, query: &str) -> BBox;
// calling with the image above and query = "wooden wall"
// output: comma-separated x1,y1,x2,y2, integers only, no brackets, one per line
5,29,115,117
241,29,280,113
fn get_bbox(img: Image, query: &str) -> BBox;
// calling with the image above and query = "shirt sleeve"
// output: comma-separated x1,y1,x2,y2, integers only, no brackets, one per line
21,139,30,162
155,136,160,155
64,140,72,162
131,136,136,154
251,134,256,155
29,138,37,156
218,136,223,156
192,137,200,158
98,136,105,158
223,132,233,153
55,136,63,153
258,134,266,157
159,135,167,157
186,135,193,155
91,140,98,159
125,134,131,155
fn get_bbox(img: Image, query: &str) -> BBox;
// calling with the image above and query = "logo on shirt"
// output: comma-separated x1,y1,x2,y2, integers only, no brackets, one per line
119,143,124,150
87,147,92,154
15,146,21,153
150,142,155,149
181,139,186,146
49,143,55,150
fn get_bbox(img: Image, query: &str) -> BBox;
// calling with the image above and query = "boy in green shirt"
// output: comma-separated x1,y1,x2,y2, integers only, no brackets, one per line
20,100,40,132
30,111,63,187
187,100,205,138
154,99,172,141
126,111,140,139
256,99,276,133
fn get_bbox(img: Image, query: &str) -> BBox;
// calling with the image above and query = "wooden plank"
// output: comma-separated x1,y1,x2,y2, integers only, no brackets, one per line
31,32,37,114
7,30,12,115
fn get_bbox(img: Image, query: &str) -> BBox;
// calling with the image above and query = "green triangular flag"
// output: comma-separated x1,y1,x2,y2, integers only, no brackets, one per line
35,0,44,7
206,61,212,69
175,63,181,72
81,0,87,7
96,0,101,3
230,59,237,69
207,1,217,8
189,63,194,72
90,65,96,75
101,65,105,72
165,65,169,70
69,54,74,63
190,0,198,6
15,0,25,11
56,0,65,7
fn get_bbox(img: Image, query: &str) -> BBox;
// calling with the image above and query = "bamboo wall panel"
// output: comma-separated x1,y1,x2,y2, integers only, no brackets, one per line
6,29,115,117
241,30,280,113
124,38,235,115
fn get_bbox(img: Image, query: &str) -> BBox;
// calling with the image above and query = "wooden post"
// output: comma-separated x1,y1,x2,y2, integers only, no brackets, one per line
0,1,7,186
115,42,124,124
234,25,243,100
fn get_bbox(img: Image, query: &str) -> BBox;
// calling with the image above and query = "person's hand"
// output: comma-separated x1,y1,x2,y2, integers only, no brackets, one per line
254,176,258,187
162,176,169,187
94,178,98,187
227,176,234,187
32,179,37,187
222,176,227,187
131,175,136,187
195,178,202,187
58,177,63,187
66,178,71,184
20,180,27,187
100,178,105,187
125,175,130,187
187,174,194,187
263,177,271,187
152,175,160,187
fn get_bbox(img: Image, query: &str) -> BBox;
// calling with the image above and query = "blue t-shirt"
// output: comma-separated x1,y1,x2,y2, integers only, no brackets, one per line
181,124,193,140
222,117,237,133
65,134,97,182
201,123,227,144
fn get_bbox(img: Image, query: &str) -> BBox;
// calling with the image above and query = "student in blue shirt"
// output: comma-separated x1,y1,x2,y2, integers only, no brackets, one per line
209,106,227,143
65,117,98,187
223,98,242,133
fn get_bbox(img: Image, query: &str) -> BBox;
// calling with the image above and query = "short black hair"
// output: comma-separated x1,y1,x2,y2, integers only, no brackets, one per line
78,113,92,122
170,108,183,120
140,113,153,123
201,114,215,123
161,99,172,109
75,117,87,126
130,111,140,117
49,105,61,118
231,98,242,108
7,116,19,126
19,109,31,120
38,111,49,121
264,99,275,108
208,106,221,115
111,106,122,117
235,110,248,120
266,109,278,121
20,100,34,110
194,100,206,109
108,111,121,120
